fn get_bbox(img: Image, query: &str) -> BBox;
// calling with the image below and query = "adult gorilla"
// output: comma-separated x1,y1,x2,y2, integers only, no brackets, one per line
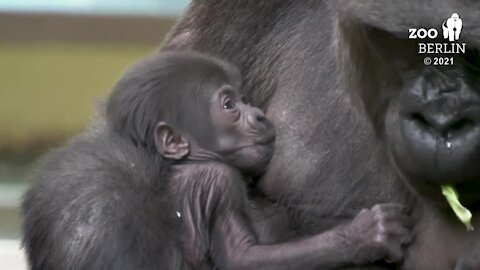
163,0,480,268
22,0,480,269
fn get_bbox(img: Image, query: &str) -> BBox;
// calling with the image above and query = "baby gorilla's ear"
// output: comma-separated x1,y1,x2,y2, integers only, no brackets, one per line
154,122,190,160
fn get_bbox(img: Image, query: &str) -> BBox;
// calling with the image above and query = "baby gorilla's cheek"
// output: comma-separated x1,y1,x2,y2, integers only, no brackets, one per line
229,145,274,174
217,135,238,150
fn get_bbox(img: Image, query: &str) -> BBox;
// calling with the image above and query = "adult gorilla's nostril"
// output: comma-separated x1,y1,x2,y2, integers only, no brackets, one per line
410,112,476,138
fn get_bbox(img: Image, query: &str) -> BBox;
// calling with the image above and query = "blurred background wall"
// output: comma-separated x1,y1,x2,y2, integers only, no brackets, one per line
0,1,189,268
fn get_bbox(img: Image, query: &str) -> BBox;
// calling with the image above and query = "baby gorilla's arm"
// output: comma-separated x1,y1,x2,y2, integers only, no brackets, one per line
212,207,350,269
208,168,412,270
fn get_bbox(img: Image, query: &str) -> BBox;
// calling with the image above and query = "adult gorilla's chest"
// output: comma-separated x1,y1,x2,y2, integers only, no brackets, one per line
163,0,480,268
248,12,402,232
404,208,480,270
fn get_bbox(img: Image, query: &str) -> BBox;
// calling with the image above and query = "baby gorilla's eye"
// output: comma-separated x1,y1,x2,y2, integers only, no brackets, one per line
241,96,249,104
223,98,236,110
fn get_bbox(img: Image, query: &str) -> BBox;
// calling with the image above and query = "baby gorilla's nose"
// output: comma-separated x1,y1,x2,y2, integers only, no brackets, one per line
248,108,266,126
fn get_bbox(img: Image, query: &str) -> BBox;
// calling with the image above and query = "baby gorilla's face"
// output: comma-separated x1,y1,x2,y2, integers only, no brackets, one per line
138,52,275,175
208,85,276,175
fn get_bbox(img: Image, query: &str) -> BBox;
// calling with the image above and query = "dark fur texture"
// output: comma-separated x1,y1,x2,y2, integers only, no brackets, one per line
22,1,480,269
163,1,480,269
164,0,408,236
22,127,186,270
22,50,413,270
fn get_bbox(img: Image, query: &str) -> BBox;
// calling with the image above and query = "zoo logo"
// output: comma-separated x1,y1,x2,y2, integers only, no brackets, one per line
442,13,462,41
408,13,465,55
409,13,462,40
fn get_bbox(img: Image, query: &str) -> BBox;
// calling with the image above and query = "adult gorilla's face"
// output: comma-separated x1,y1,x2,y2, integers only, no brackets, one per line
385,48,480,203
337,1,480,204
386,49,480,184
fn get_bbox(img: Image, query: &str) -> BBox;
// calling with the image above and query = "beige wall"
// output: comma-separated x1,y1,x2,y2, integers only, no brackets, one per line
0,13,176,154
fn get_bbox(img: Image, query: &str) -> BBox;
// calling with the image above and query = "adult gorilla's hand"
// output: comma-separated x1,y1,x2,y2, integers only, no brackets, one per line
336,203,412,266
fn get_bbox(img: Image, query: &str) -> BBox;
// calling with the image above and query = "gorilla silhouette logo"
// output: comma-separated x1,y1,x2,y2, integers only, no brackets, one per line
442,13,462,41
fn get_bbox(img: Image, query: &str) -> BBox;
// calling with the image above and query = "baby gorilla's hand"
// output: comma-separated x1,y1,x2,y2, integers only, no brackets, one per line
337,203,412,266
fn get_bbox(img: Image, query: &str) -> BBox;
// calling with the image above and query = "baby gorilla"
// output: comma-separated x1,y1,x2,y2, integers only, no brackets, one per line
105,51,411,269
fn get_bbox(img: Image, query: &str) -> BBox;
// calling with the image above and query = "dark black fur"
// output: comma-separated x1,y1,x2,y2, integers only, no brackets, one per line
22,127,185,269
22,50,413,270
163,0,407,233
22,0,480,269
163,1,480,269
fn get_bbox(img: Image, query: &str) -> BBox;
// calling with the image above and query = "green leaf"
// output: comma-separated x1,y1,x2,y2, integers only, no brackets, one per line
441,185,474,231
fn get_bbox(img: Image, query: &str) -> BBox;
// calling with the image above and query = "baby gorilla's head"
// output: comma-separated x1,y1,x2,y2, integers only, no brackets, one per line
106,51,275,175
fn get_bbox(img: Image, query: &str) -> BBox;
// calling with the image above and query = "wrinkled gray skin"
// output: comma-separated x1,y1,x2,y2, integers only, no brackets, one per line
164,0,480,269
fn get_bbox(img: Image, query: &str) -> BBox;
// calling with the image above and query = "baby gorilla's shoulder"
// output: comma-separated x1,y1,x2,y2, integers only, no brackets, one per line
183,162,244,197
173,161,242,187
202,161,236,172
195,161,242,185
197,162,248,210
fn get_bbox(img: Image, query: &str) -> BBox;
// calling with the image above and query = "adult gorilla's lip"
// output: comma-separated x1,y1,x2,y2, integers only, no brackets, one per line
399,117,480,184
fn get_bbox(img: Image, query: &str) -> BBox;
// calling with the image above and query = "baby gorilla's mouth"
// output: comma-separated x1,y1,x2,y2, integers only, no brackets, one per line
255,131,276,146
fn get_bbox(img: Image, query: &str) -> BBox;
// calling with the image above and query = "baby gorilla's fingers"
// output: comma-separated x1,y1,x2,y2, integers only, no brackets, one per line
381,221,412,244
371,203,405,213
382,222,411,263
341,203,412,266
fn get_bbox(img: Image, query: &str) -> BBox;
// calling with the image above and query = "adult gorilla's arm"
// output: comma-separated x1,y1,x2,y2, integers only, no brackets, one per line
22,132,185,270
